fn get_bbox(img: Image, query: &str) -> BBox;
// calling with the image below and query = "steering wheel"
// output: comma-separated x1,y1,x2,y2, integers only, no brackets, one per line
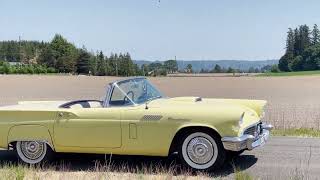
124,91,134,103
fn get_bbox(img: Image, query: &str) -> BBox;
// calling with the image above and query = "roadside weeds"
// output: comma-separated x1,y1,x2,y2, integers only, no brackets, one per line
272,128,320,138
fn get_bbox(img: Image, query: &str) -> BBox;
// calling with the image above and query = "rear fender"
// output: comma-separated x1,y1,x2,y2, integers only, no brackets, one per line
7,125,55,150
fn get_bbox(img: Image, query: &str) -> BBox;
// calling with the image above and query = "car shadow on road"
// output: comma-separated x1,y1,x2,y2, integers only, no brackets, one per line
0,150,257,178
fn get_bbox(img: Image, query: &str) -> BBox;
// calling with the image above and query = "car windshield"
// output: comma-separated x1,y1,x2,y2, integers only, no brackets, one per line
110,78,163,106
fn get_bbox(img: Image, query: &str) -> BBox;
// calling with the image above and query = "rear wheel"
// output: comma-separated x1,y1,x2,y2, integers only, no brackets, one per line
15,141,53,164
179,131,225,171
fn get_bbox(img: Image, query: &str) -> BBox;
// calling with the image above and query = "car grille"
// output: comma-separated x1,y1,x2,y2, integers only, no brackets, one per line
244,123,263,137
244,126,257,136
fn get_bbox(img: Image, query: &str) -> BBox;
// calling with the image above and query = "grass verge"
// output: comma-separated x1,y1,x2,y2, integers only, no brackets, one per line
256,70,320,77
272,128,320,137
232,163,254,180
0,162,215,180
234,170,253,180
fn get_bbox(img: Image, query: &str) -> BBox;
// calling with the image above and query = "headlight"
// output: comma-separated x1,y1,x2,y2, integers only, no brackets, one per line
239,112,245,126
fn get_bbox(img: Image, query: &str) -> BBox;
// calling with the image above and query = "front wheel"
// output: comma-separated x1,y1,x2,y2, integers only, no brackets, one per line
179,131,225,171
15,141,53,164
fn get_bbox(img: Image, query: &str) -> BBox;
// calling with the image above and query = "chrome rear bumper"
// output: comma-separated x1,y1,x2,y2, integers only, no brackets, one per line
221,123,273,151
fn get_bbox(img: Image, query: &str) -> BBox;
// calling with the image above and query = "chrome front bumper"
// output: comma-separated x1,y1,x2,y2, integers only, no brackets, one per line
221,123,273,151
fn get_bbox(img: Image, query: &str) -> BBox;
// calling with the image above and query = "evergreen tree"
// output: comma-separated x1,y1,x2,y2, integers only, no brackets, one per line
279,25,314,72
118,53,124,76
293,28,300,56
299,25,311,52
213,64,222,73
76,48,91,74
311,24,320,45
88,55,98,75
97,51,107,76
124,52,134,76
286,28,295,55
105,55,111,75
38,46,55,68
108,53,116,76
50,34,78,73
114,53,119,76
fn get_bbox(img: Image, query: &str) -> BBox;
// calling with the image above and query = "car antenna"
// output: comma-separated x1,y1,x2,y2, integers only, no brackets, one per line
145,101,149,110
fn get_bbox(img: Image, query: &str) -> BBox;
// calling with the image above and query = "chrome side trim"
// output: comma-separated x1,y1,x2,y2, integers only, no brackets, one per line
103,84,112,107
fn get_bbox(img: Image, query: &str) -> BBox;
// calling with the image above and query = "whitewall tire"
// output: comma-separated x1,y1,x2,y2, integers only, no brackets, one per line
179,131,225,171
15,141,52,164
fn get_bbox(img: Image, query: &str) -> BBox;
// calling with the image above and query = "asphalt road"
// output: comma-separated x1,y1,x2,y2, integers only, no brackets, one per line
0,136,319,179
236,136,320,179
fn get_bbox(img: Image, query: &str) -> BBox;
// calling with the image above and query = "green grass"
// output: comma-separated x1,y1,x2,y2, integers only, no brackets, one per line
232,163,254,180
272,128,320,137
234,170,254,180
256,70,320,77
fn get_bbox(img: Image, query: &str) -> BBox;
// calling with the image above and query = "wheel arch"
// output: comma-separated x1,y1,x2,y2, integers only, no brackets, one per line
168,125,221,155
7,125,55,151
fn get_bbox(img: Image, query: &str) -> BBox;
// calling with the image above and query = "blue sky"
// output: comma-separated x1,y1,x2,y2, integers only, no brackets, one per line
0,0,319,60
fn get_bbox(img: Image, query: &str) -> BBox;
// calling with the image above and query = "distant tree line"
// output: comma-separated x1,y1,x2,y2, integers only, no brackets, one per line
0,34,185,76
196,64,273,74
139,60,179,76
0,34,276,76
278,24,320,72
0,34,145,76
0,34,186,76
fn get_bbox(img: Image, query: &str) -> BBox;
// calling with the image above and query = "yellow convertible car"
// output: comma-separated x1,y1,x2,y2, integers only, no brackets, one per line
0,77,272,171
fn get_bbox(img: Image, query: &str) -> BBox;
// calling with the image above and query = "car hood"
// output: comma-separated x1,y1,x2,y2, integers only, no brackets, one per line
148,96,266,127
151,97,266,115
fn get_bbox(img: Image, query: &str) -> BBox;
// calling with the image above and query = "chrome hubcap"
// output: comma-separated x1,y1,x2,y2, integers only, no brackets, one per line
20,141,45,160
186,137,214,165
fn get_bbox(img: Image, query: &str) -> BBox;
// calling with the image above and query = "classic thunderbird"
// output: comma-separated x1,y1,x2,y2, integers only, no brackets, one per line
0,77,272,171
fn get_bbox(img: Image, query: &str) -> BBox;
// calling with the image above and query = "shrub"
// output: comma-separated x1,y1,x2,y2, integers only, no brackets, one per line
0,63,56,74
0,66,4,74
271,64,280,73
47,67,56,73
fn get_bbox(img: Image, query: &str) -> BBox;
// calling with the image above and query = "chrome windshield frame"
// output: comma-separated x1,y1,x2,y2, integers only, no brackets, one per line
103,77,161,108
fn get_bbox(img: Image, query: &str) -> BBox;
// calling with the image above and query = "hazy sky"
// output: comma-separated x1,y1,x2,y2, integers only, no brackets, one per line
0,0,319,60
